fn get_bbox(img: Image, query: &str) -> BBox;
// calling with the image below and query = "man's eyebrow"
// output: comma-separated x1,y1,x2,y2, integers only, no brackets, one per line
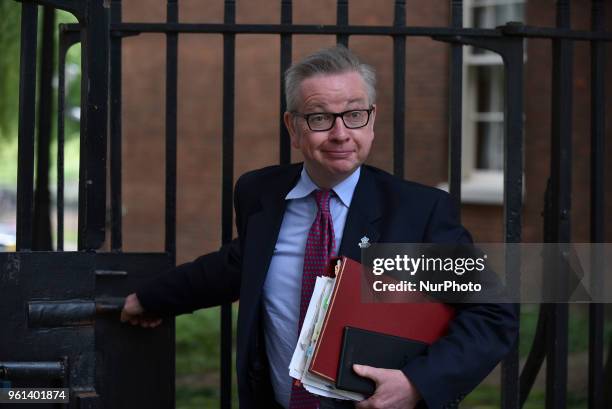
347,98,367,106
304,99,368,112
303,103,327,111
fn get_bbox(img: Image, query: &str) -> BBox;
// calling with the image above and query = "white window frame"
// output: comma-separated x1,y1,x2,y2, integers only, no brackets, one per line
439,0,525,205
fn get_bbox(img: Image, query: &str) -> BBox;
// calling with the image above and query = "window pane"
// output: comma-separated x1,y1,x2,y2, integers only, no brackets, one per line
470,2,524,55
476,65,504,112
476,122,504,170
472,3,524,29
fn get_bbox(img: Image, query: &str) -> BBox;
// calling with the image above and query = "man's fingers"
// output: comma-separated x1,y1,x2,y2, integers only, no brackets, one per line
122,293,144,315
123,315,163,328
353,364,381,384
139,318,163,328
121,293,162,327
355,367,421,409
120,310,133,323
120,294,163,328
355,393,381,409
355,398,375,409
352,364,383,409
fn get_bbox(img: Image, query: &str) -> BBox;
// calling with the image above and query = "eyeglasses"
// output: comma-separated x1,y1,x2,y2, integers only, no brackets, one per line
292,107,373,132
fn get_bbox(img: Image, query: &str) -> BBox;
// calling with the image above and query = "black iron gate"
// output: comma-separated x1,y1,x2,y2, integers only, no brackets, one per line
0,252,174,408
3,2,176,408
1,1,609,408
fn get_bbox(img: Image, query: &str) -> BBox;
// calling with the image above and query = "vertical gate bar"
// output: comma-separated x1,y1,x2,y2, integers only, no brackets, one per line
279,0,292,165
165,0,178,260
56,28,80,252
546,1,571,408
165,3,179,405
77,0,110,250
57,26,68,251
33,7,55,251
448,0,463,210
110,0,123,251
16,1,38,252
500,38,523,409
588,1,605,408
222,2,236,408
392,0,406,178
336,0,348,46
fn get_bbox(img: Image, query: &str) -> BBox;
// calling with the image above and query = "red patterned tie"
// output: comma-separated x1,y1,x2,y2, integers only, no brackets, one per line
289,190,336,409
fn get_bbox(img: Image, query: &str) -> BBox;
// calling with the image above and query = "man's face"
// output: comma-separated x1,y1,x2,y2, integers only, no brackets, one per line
284,71,376,188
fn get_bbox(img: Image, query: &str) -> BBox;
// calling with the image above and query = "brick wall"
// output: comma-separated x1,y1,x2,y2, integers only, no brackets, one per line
117,0,611,262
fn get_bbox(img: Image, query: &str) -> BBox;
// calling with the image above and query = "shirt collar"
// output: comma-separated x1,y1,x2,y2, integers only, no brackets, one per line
285,166,361,208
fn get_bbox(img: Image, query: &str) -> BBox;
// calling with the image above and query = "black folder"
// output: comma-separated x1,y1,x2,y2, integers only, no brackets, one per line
336,326,429,395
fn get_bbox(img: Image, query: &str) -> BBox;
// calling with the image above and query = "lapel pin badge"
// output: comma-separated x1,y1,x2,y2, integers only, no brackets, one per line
358,236,370,249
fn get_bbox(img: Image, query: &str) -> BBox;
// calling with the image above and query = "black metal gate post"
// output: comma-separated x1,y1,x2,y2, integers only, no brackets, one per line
109,0,124,252
546,2,572,407
77,0,109,251
393,0,407,179
32,7,55,251
221,2,236,408
279,1,292,165
588,2,606,409
15,0,38,252
447,0,463,208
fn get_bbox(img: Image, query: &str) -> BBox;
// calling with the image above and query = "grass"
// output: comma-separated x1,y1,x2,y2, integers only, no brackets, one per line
519,304,599,356
176,306,239,409
462,384,588,409
176,386,226,409
461,303,611,408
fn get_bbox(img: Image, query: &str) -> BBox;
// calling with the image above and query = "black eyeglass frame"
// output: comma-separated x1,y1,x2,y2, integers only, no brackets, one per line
291,107,374,132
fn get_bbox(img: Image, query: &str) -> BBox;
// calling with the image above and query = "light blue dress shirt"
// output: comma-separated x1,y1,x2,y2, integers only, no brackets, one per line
262,166,361,408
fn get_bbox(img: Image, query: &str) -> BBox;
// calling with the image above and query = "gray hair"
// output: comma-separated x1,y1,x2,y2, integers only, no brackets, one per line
284,45,377,112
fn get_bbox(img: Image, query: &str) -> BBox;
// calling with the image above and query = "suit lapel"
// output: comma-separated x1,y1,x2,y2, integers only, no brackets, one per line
240,164,302,311
338,167,382,262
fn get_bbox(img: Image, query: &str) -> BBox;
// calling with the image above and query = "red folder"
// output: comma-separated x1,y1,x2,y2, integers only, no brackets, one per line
308,256,454,382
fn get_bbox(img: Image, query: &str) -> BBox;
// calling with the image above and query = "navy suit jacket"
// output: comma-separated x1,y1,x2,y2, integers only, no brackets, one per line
138,163,518,409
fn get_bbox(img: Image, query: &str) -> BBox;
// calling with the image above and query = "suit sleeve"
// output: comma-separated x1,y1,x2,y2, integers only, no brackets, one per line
136,240,242,315
401,193,519,409
136,177,247,316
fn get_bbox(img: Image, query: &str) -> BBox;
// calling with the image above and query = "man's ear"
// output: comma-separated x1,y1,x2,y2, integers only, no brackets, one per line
284,111,300,149
369,104,377,129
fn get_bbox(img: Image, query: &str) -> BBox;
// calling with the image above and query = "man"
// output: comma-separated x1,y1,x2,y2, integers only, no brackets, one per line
122,45,518,409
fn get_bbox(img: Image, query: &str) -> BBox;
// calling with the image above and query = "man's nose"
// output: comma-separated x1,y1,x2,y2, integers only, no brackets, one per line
328,116,349,141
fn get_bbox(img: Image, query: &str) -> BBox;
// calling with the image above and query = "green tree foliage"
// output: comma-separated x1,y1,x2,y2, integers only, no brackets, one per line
0,4,81,186
0,1,21,141
56,10,82,140
0,3,80,143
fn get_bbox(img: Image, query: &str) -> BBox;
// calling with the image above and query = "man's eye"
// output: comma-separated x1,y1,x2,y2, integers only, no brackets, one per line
310,114,327,123
348,111,363,119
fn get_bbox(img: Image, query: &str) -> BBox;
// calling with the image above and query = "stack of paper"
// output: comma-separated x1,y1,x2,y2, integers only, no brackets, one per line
288,255,454,400
288,275,365,401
